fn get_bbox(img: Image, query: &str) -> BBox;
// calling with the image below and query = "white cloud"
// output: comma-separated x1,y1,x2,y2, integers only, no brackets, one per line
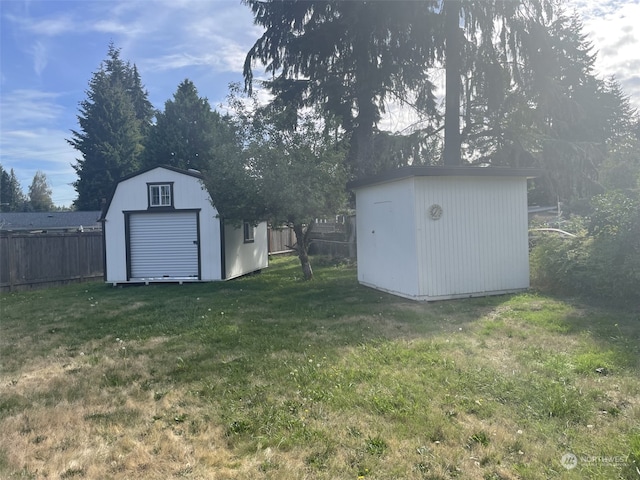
141,39,249,74
92,18,147,37
131,2,259,74
3,12,75,36
1,127,78,206
143,52,222,72
571,1,640,107
0,89,77,206
30,40,48,75
1,89,64,126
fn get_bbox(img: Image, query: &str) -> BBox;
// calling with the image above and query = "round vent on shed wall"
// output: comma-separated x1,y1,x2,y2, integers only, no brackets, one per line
428,204,443,220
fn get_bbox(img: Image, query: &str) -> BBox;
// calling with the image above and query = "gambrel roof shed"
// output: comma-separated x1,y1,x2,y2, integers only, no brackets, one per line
101,165,268,285
350,166,539,301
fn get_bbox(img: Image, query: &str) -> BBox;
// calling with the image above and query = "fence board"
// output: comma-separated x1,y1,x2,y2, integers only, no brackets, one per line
268,225,296,255
0,226,311,292
0,231,104,292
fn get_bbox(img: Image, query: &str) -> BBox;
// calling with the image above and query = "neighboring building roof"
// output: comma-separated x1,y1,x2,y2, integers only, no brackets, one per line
348,165,541,190
0,211,102,232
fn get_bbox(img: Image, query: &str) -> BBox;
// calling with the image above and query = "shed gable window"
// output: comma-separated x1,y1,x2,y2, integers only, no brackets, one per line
243,222,255,243
148,183,173,208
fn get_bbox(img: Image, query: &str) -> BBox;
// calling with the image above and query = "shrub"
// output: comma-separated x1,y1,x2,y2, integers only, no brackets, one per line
531,190,640,303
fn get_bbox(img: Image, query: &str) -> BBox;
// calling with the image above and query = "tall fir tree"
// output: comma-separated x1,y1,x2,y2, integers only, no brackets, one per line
243,0,440,176
439,0,555,165
242,0,560,173
143,79,222,172
0,165,27,212
596,78,640,192
474,12,637,205
68,44,153,210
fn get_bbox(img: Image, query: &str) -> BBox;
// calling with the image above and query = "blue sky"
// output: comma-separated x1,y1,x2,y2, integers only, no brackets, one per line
1,0,639,207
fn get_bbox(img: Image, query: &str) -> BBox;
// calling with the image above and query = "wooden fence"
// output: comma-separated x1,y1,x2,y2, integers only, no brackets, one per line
0,231,104,292
308,216,356,258
268,225,296,254
0,225,347,292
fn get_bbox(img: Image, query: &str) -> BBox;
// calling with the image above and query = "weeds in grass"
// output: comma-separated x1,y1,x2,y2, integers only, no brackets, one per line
365,436,388,456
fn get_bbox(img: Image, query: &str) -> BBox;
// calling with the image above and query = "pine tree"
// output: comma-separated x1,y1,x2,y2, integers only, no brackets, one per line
440,0,556,165
242,0,558,172
0,165,27,212
143,79,222,172
597,78,640,191
243,0,440,176
129,64,155,140
68,44,152,210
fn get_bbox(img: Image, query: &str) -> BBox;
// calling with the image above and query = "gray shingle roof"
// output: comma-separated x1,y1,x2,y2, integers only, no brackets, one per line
0,211,102,231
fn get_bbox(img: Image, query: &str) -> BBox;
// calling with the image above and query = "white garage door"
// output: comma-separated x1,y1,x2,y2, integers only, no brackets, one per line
129,212,199,280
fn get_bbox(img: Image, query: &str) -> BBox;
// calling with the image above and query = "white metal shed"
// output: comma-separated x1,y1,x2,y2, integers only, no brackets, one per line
101,165,268,285
350,166,538,301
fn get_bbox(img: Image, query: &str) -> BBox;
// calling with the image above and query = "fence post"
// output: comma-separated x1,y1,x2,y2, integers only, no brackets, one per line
7,233,15,292
77,232,84,283
267,225,271,254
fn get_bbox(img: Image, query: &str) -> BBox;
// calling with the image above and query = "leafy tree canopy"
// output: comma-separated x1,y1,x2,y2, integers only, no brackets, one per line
202,87,348,279
28,171,54,212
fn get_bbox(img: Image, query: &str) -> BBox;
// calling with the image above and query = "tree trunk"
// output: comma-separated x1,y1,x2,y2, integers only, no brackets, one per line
293,222,313,281
350,24,378,177
443,0,463,166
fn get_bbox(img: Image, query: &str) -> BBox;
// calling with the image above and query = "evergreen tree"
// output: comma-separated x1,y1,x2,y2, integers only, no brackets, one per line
68,44,152,210
525,15,636,204
242,0,560,173
28,171,54,212
129,64,155,139
597,79,640,192
440,0,555,165
143,79,222,172
243,0,637,206
243,0,440,176
0,166,27,212
444,10,638,205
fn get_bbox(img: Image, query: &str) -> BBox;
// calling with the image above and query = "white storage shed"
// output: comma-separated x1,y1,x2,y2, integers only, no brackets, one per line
350,166,538,301
101,165,268,285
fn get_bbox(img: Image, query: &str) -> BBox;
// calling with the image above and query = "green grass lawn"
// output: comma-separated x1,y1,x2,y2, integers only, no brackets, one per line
1,256,639,479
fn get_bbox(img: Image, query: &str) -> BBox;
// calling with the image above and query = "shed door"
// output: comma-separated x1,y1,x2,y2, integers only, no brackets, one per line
129,212,199,280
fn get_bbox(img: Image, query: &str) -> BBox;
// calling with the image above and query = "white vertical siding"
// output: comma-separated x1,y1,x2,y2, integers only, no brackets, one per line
104,167,222,282
414,176,529,299
104,181,129,283
355,178,419,298
224,221,269,280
